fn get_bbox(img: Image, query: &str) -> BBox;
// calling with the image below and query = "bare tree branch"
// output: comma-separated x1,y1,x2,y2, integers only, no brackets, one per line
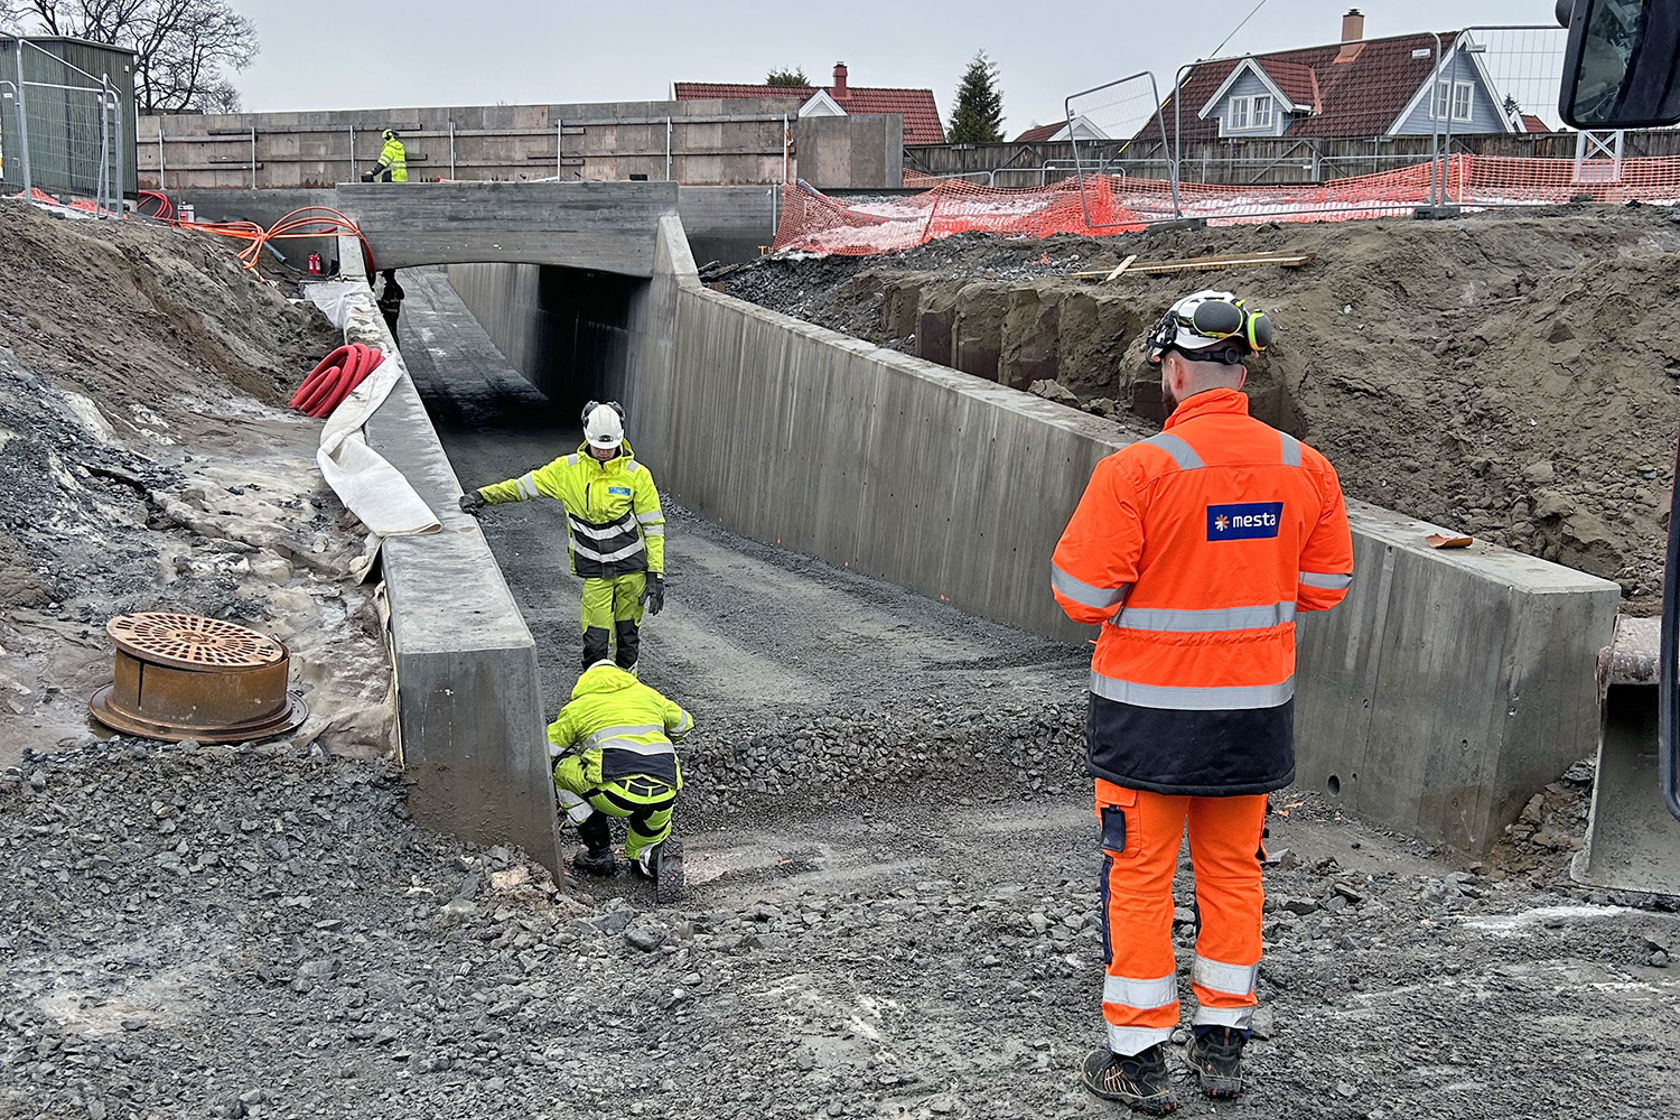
6,0,257,112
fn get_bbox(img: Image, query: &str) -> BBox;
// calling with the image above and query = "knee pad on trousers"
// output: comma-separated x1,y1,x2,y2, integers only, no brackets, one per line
576,810,611,854
582,627,611,669
614,619,640,669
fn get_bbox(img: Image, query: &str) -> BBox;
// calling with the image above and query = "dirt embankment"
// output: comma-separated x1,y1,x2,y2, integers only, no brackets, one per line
0,202,390,760
727,209,1680,609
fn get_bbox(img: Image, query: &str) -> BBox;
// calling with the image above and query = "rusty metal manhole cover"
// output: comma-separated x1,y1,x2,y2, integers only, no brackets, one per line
90,612,306,743
106,612,287,671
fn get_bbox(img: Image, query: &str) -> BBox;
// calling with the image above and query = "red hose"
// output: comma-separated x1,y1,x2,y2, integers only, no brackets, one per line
290,344,386,419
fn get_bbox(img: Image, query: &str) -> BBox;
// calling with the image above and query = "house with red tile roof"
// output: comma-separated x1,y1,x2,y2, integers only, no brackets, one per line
676,63,946,145
1134,10,1539,145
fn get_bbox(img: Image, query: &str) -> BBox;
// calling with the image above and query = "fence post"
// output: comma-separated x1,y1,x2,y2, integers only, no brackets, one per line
557,120,562,179
449,119,456,179
13,41,31,200
112,85,123,217
158,117,165,193
250,125,256,188
96,74,111,216
349,126,355,182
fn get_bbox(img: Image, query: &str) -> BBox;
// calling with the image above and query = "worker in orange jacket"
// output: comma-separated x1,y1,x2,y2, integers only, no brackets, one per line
1053,290,1353,1114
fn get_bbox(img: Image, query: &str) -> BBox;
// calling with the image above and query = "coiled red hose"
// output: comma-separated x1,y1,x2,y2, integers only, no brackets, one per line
289,344,385,419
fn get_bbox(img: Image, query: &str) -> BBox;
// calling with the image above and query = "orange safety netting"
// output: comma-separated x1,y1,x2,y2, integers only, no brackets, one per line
775,154,1680,256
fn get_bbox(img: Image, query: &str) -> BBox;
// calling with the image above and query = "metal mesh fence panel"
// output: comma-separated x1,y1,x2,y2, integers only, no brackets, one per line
2,40,121,215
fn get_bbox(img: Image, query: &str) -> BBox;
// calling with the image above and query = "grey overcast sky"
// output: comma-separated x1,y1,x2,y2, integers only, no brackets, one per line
231,0,1552,131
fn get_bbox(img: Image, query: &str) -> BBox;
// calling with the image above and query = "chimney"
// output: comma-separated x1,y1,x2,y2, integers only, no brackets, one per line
833,61,849,98
1335,8,1365,62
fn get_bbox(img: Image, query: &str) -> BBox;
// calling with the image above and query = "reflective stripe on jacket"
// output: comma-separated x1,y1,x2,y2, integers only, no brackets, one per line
1052,388,1353,794
376,138,408,182
478,440,665,578
546,662,691,786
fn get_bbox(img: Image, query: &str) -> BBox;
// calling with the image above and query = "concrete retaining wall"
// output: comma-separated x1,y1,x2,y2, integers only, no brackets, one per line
139,99,901,190
446,219,1620,855
334,240,562,877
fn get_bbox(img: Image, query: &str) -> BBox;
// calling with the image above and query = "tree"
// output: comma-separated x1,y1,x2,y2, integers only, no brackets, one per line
765,66,810,88
948,50,1004,144
6,0,258,113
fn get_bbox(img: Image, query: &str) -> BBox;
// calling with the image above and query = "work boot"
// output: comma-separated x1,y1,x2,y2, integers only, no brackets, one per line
1079,1045,1178,1114
572,846,618,877
1183,1027,1246,1099
634,838,685,904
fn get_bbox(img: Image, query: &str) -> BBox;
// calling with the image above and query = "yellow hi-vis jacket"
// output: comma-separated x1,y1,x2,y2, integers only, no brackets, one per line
477,440,665,578
546,662,691,786
375,137,408,182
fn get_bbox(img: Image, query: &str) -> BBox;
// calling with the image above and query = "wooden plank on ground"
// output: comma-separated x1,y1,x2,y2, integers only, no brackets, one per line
1070,250,1316,279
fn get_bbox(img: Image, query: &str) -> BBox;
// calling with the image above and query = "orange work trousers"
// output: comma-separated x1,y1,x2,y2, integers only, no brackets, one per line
1095,778,1267,1056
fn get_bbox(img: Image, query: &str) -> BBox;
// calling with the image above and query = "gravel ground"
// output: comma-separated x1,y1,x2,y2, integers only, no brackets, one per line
6,266,1679,1120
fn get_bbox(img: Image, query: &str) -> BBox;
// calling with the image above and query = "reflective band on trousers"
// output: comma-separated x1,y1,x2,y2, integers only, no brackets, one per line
1102,972,1178,1010
1051,563,1130,610
1191,955,1258,997
1191,1005,1256,1030
1300,570,1353,590
1090,671,1295,711
1112,601,1295,633
557,789,593,823
1142,431,1205,471
1108,1025,1175,1057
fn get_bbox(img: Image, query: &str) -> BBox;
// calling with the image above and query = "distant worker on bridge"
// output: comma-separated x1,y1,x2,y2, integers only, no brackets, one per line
459,401,667,672
1052,290,1353,1114
546,659,688,900
371,129,408,183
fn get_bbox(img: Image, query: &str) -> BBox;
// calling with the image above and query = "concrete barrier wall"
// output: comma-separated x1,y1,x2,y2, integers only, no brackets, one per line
443,220,1620,854
617,220,1618,855
335,240,562,878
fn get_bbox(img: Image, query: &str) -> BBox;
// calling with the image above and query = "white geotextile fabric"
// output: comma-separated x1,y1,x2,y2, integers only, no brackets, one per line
301,283,440,538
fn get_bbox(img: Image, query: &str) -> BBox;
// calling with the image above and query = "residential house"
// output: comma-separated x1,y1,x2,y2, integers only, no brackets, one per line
675,63,946,145
1014,116,1110,143
1134,9,1537,145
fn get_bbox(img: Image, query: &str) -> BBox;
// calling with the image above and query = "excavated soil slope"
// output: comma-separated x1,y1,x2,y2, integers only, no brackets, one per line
0,202,390,760
727,208,1680,610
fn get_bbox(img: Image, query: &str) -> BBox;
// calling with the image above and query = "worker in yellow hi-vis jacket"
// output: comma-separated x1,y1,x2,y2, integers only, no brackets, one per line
459,401,666,671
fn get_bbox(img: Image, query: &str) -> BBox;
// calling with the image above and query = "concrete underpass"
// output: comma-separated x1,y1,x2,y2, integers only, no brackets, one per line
384,266,1680,1116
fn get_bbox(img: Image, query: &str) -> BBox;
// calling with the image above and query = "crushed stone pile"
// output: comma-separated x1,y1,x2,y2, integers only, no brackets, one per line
3,739,1675,1120
0,202,389,761
726,208,1680,611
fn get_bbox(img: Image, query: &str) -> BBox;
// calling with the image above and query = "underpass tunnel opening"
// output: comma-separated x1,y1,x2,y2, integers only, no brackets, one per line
414,262,647,448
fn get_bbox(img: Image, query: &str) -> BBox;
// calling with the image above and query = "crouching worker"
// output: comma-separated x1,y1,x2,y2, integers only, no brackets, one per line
546,659,690,902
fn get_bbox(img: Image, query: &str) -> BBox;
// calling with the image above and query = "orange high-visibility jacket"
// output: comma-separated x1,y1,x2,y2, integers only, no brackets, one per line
1052,388,1353,795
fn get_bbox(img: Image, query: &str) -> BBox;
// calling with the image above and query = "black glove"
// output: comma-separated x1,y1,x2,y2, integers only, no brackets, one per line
641,573,665,616
458,491,486,515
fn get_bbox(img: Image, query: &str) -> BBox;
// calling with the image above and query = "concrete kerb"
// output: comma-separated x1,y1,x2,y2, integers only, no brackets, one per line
630,215,1620,856
335,236,562,879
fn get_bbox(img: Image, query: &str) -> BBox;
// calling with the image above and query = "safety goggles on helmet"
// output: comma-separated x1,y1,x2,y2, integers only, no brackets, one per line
1146,290,1273,365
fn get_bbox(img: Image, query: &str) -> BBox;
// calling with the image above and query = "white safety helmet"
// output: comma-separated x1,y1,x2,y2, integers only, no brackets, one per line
1145,289,1273,366
582,401,625,450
